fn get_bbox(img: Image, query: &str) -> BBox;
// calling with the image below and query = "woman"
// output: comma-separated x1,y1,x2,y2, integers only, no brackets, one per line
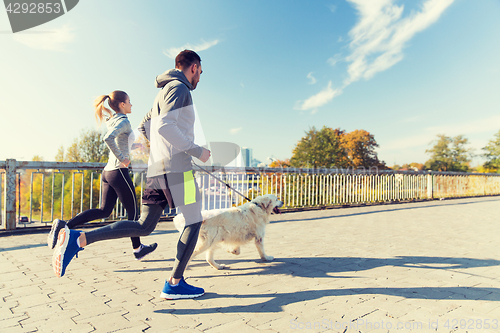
48,91,157,260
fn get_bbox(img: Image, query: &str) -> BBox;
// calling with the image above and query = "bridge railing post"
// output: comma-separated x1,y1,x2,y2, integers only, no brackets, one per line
427,173,433,200
2,159,17,230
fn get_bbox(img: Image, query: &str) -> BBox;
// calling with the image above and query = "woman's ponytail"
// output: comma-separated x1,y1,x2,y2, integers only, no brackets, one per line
94,95,113,125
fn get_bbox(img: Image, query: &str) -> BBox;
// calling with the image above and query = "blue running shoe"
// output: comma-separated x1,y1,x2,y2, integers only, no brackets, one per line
160,278,204,299
47,219,66,249
52,225,83,277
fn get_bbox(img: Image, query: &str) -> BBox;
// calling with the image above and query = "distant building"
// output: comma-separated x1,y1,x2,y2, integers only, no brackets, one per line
241,148,253,167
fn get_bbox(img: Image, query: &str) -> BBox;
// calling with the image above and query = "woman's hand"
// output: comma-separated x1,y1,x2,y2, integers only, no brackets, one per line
120,158,131,168
131,143,144,150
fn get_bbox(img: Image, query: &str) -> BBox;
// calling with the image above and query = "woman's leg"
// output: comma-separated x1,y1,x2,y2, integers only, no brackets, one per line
108,168,141,249
66,170,117,229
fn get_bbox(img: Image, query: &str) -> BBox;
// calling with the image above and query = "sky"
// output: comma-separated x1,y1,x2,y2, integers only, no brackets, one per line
1,0,499,167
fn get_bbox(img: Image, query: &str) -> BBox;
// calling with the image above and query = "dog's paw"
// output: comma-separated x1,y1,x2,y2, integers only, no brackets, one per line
262,255,274,261
215,263,226,270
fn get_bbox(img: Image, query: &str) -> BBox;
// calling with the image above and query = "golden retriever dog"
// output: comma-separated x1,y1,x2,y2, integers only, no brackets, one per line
173,194,283,270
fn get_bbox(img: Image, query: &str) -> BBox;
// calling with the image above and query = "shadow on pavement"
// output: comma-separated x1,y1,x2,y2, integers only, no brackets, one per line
273,197,500,224
150,255,500,314
196,256,500,279
0,243,46,252
155,286,500,315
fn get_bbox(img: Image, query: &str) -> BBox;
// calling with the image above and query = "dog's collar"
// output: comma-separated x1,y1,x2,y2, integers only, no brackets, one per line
250,201,266,211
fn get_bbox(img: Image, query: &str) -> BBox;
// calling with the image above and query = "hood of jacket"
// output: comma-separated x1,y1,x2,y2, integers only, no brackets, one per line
155,69,193,90
105,113,128,127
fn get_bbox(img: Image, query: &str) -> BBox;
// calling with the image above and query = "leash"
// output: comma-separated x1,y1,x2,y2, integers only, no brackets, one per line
192,162,252,202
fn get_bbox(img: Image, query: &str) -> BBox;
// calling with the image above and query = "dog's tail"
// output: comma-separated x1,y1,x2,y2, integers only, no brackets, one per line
173,209,230,232
173,214,185,232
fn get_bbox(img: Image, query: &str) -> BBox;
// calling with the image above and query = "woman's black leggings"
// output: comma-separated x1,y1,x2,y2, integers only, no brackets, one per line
66,168,141,249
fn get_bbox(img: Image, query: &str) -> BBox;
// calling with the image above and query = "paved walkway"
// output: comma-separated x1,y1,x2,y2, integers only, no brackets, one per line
1,196,500,332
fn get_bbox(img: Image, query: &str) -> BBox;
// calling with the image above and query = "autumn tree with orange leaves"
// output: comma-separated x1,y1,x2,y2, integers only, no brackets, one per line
269,159,291,168
341,129,386,169
289,126,386,169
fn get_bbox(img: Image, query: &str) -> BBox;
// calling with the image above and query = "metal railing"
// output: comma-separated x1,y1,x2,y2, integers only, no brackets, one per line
2,159,500,230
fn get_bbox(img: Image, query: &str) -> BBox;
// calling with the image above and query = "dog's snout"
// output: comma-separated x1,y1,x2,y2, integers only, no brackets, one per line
277,201,284,207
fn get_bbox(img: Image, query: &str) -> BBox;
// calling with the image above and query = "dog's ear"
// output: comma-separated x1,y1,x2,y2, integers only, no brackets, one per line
264,198,273,212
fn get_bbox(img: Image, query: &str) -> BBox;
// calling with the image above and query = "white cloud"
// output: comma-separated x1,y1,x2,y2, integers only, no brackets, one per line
296,0,454,112
230,127,242,134
307,72,317,85
12,25,74,51
379,115,500,152
329,4,337,13
163,39,220,59
327,53,342,67
295,81,342,111
344,0,455,86
427,115,500,137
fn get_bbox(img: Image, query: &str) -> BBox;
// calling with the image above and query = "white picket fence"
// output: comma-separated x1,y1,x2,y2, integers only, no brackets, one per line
1,160,500,230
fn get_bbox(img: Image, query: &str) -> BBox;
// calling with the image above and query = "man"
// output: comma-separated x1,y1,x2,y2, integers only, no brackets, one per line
138,49,211,299
52,50,210,300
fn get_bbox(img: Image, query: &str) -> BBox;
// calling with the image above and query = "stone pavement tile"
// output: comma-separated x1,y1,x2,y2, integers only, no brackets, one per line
78,313,148,332
245,311,292,328
11,292,64,310
376,298,421,319
485,304,500,317
256,313,316,332
82,280,132,296
179,312,242,331
0,304,18,319
120,302,167,322
464,300,500,316
143,312,203,331
6,285,46,299
68,303,127,321
1,270,36,283
0,324,36,333
106,292,156,311
18,304,79,327
110,323,152,332
2,276,40,290
407,299,462,318
204,318,277,333
435,311,500,333
396,306,441,329
0,314,30,330
21,316,97,333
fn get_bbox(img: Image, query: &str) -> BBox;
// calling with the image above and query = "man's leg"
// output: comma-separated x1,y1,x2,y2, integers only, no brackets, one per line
52,203,165,277
84,203,164,245
171,221,202,279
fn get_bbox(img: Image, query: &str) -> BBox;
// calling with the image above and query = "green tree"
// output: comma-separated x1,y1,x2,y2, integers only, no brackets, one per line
55,146,64,162
425,134,473,172
65,129,109,163
290,126,348,168
482,130,500,173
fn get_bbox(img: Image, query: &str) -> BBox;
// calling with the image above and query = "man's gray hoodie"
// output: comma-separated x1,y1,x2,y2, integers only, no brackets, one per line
138,69,203,177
